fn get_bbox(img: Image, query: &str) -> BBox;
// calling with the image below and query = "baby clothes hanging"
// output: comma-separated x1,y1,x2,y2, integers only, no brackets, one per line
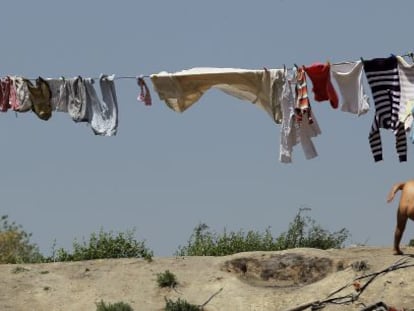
84,74,119,136
46,78,69,112
26,77,52,121
279,70,321,163
331,61,370,116
9,77,32,112
0,77,11,112
66,77,88,122
401,100,414,132
410,105,414,144
137,76,152,106
363,56,407,162
46,76,88,121
294,66,314,125
150,67,285,124
304,62,339,109
396,55,414,127
47,75,118,136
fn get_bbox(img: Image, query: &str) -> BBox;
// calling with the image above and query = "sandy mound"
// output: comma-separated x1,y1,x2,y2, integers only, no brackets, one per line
1,246,414,311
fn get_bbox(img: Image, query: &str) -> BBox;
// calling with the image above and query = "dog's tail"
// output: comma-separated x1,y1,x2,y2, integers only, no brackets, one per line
387,182,405,203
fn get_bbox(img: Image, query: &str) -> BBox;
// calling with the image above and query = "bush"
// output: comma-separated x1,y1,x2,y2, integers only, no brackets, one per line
175,223,277,256
275,208,350,250
0,215,44,264
50,228,153,262
164,298,200,311
175,208,349,256
96,300,134,311
157,270,177,288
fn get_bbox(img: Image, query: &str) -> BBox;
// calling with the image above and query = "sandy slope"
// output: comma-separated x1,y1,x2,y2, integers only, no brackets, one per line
1,246,414,311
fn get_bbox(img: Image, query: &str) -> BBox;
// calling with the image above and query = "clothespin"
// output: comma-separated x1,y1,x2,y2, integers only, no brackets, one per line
137,75,152,106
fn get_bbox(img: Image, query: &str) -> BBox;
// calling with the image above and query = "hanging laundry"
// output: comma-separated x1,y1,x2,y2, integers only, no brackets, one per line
410,105,414,144
397,55,414,127
331,61,370,116
150,67,285,124
65,77,88,122
47,75,119,136
47,76,88,121
279,69,321,163
294,66,314,125
304,62,339,109
137,76,152,106
401,100,414,132
85,74,119,136
0,77,11,112
46,78,69,112
363,56,407,162
26,77,52,121
9,77,32,112
8,77,20,111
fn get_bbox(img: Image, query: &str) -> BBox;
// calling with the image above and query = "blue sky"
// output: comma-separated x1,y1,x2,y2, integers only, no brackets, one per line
1,0,414,256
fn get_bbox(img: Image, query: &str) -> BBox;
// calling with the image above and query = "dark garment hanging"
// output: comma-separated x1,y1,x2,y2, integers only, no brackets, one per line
27,77,52,121
363,56,407,162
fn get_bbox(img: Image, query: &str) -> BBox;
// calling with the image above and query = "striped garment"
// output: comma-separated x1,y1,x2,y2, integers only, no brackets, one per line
363,56,407,162
397,56,414,125
294,66,313,125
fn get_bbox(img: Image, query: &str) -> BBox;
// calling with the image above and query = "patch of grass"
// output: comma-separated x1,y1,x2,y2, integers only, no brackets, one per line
96,300,134,311
40,270,49,274
176,208,350,256
164,298,200,311
12,266,29,274
49,228,153,262
157,270,177,288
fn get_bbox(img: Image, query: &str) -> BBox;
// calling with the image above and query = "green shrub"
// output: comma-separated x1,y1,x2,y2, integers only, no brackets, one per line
175,208,349,256
175,223,277,256
157,270,177,288
0,215,44,264
50,228,153,262
164,298,200,311
96,300,134,311
275,208,349,250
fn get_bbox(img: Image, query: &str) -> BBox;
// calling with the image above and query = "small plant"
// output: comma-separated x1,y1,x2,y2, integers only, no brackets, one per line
12,266,29,274
164,298,200,311
96,300,134,311
0,215,44,264
49,228,153,262
157,270,178,288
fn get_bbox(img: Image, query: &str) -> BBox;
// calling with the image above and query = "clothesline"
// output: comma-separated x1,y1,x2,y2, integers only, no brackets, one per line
287,52,414,71
2,50,414,164
21,51,414,82
26,75,150,81
147,52,414,164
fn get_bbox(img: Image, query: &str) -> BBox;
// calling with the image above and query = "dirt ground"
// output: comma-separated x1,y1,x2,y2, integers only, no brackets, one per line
1,246,414,311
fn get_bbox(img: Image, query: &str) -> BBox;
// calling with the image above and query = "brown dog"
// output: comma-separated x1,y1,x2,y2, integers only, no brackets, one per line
387,180,414,255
